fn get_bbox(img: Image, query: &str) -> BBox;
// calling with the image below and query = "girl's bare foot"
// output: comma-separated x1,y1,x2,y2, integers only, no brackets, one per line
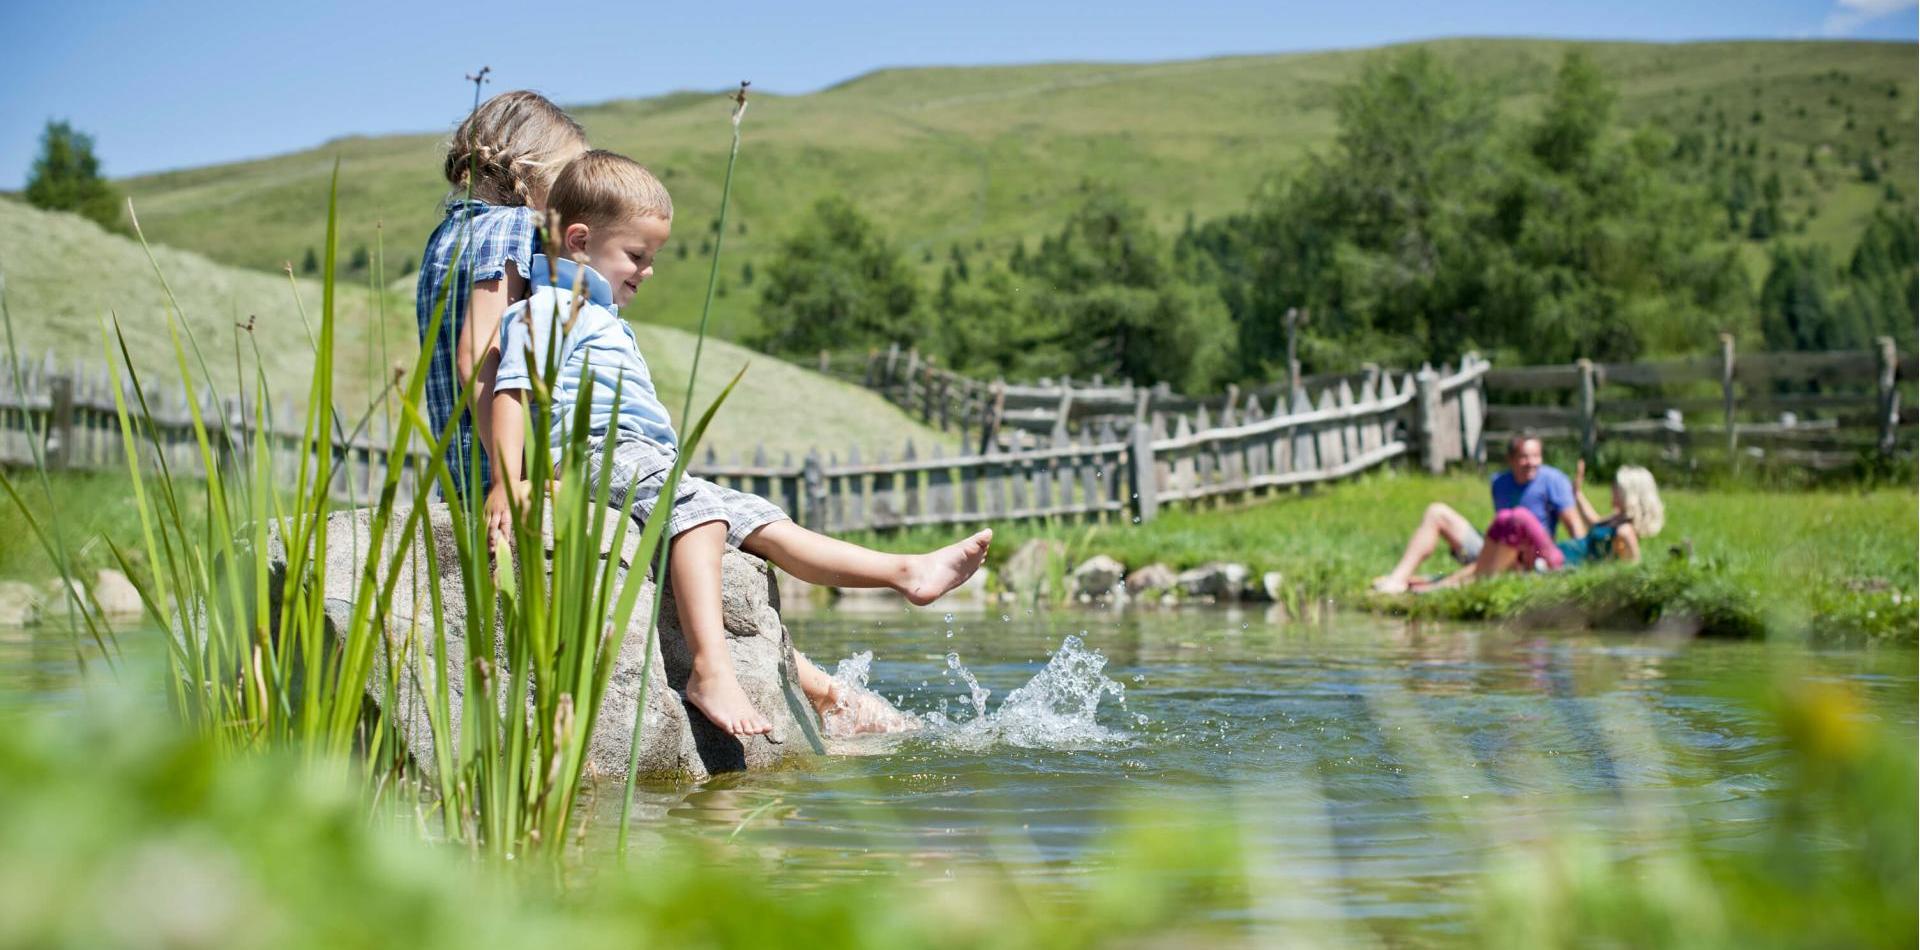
902,529,993,606
684,660,773,736
1371,575,1409,594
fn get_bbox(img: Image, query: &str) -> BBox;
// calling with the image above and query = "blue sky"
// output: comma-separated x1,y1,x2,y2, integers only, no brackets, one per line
1,0,1913,188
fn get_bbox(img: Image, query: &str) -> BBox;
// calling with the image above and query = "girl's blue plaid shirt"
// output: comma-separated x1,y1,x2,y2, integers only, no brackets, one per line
412,199,539,499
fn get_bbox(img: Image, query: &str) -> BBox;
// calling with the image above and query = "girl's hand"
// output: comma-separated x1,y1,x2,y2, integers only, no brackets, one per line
485,480,532,543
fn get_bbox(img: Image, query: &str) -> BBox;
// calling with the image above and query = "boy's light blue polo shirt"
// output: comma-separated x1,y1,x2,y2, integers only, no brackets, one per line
494,255,678,454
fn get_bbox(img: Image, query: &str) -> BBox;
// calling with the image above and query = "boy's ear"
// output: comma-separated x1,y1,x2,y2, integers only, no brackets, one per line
564,222,591,257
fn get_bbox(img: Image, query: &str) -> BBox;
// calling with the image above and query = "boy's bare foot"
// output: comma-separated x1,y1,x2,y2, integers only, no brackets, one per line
684,660,774,736
813,680,919,736
901,529,993,606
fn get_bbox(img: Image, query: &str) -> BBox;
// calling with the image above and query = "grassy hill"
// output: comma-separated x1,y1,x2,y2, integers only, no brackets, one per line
0,197,950,459
116,39,1917,344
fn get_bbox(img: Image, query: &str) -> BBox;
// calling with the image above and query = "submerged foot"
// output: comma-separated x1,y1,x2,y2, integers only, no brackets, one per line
684,662,774,737
902,529,993,606
813,681,919,736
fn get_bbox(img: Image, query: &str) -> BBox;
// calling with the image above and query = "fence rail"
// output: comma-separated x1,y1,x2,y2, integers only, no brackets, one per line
1480,335,1915,467
2,351,1491,530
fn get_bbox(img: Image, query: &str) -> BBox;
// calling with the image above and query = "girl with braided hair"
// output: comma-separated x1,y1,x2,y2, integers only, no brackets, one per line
415,90,588,499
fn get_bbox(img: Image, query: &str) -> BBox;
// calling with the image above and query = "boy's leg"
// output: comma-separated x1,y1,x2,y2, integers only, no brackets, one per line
670,520,774,737
740,520,992,607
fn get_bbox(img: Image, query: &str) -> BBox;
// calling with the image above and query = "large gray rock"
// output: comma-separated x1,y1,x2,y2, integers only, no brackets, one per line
92,569,145,618
0,580,37,626
1176,562,1251,601
1001,539,1067,597
267,504,820,782
1071,555,1127,600
1125,563,1177,596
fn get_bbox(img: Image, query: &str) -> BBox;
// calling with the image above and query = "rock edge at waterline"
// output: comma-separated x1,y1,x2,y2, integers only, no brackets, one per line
265,504,820,782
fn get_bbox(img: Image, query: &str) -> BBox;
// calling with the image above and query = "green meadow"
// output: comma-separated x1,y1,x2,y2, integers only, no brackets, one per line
115,39,1917,342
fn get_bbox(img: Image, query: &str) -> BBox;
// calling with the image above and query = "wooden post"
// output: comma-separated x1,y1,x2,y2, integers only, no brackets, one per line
1415,366,1443,474
46,374,73,471
1284,308,1304,399
1876,336,1899,457
1719,333,1737,456
1130,408,1159,524
1576,358,1597,462
818,350,830,374
978,379,1006,456
884,342,900,393
863,347,880,388
802,450,826,532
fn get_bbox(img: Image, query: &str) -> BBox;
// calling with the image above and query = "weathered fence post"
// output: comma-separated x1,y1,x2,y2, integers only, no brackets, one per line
1414,366,1443,474
818,350,830,374
1284,307,1304,399
1719,333,1737,456
1129,394,1159,524
863,347,880,388
802,450,826,532
1876,336,1900,457
1576,358,1597,462
45,373,73,471
978,379,1006,456
884,342,900,394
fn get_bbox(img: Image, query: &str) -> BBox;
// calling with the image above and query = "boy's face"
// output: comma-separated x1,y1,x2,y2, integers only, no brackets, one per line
565,215,672,307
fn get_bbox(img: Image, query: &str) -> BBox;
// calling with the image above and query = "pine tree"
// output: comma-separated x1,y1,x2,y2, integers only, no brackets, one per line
24,120,124,232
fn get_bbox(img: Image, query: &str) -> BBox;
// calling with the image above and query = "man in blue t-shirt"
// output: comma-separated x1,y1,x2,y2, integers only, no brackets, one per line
1372,434,1585,593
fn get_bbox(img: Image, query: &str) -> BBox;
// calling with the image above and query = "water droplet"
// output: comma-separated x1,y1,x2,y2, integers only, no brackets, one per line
1131,516,1142,524
1000,614,1011,623
943,612,955,623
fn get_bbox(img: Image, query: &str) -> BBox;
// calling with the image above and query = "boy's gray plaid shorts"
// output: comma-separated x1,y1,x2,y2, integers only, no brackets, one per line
587,437,788,549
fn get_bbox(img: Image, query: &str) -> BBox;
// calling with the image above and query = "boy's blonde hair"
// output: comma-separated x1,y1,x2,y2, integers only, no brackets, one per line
444,90,588,206
1615,465,1664,538
547,150,674,232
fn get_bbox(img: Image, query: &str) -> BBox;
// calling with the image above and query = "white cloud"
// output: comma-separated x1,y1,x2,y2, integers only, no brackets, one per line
1822,0,1917,36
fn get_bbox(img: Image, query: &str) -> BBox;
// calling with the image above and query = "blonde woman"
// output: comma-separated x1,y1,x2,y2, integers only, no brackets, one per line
1421,462,1663,589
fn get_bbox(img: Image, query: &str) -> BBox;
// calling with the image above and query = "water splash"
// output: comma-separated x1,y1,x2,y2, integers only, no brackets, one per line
819,637,1137,751
921,636,1132,751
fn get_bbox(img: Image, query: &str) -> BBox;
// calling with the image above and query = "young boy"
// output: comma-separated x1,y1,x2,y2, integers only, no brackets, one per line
487,150,990,737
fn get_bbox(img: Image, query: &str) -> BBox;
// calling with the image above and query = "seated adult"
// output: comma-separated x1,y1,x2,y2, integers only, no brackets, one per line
1421,463,1665,588
1370,434,1584,594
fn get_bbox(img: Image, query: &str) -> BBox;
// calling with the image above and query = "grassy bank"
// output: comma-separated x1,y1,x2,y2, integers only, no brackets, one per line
8,465,1914,643
846,468,1918,643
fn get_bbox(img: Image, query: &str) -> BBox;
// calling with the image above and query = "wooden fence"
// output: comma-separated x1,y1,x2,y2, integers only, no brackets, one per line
1482,335,1916,467
1,352,1490,530
822,342,1386,454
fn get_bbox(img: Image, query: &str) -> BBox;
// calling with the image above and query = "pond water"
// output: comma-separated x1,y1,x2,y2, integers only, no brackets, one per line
5,607,1913,942
610,605,1916,941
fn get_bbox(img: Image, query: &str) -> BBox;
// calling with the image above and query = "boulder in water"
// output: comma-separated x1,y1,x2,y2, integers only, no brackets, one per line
266,504,821,782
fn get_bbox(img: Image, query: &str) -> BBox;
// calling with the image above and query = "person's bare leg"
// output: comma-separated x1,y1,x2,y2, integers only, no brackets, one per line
1375,502,1477,593
742,520,992,607
1424,539,1519,590
670,520,773,736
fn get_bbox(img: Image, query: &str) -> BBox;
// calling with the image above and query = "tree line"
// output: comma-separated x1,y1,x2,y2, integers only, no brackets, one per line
753,51,1917,391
